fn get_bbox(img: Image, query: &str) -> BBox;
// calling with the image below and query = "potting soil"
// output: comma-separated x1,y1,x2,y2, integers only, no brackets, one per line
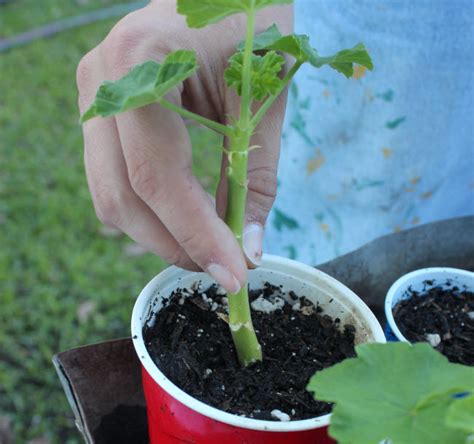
393,283,474,365
144,283,356,421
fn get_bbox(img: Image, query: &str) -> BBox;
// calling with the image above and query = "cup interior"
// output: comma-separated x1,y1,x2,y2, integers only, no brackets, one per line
385,267,474,342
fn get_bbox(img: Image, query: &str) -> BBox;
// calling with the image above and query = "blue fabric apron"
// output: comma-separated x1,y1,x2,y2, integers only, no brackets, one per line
265,0,474,264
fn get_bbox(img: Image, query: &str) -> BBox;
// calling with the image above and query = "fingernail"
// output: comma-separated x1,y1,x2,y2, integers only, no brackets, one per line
206,263,241,294
243,223,264,266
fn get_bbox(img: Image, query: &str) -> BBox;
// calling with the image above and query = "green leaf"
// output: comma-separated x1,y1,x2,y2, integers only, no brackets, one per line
80,50,197,123
446,395,474,434
250,24,373,77
224,50,285,101
313,43,374,78
177,0,292,28
246,23,284,49
307,342,474,444
249,24,317,64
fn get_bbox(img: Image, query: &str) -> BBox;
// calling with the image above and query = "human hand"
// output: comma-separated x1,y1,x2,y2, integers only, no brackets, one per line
76,0,292,293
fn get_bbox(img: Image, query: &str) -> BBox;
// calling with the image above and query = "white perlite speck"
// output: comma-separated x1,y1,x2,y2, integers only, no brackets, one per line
271,409,291,422
178,289,191,305
201,292,217,308
251,295,285,313
216,286,227,295
191,281,202,291
301,305,315,316
468,311,474,320
292,302,301,311
425,333,441,347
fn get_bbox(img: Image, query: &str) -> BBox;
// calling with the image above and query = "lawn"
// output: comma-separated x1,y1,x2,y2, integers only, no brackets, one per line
0,1,221,442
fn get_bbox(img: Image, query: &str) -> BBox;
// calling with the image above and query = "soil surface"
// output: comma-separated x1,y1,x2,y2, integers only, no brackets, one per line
144,283,356,421
393,282,474,365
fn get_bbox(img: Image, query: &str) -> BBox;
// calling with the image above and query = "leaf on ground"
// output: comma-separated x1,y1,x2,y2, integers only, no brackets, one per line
250,24,373,77
307,342,474,444
81,50,197,122
446,394,474,434
224,50,285,100
177,0,292,28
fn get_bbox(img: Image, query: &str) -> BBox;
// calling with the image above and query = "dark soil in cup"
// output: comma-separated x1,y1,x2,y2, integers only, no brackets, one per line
393,282,474,365
143,282,356,421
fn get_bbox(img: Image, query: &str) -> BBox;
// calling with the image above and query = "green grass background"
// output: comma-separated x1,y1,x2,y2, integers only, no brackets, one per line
0,1,221,442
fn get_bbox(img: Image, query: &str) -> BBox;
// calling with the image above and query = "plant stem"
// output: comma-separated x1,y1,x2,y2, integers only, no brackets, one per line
227,286,262,366
225,131,262,367
224,2,262,367
238,3,256,128
250,60,302,128
158,98,231,136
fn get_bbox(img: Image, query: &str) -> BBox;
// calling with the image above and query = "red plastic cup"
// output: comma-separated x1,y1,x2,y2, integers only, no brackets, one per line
141,368,334,443
132,255,386,443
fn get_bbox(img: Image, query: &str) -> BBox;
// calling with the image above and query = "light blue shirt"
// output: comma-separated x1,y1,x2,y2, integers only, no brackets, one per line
265,0,474,264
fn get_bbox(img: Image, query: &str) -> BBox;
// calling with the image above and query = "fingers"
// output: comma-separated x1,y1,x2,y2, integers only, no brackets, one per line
114,99,248,293
76,1,290,290
78,8,248,292
217,91,288,267
77,47,197,270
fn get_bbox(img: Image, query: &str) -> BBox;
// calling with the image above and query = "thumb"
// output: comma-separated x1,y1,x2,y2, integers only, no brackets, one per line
216,90,288,267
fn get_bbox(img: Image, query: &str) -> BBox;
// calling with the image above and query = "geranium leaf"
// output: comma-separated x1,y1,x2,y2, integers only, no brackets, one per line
307,342,474,444
224,50,285,101
177,0,292,29
446,395,474,434
313,43,374,78
81,50,197,122
247,23,283,49
249,24,373,77
154,50,198,93
224,52,245,95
